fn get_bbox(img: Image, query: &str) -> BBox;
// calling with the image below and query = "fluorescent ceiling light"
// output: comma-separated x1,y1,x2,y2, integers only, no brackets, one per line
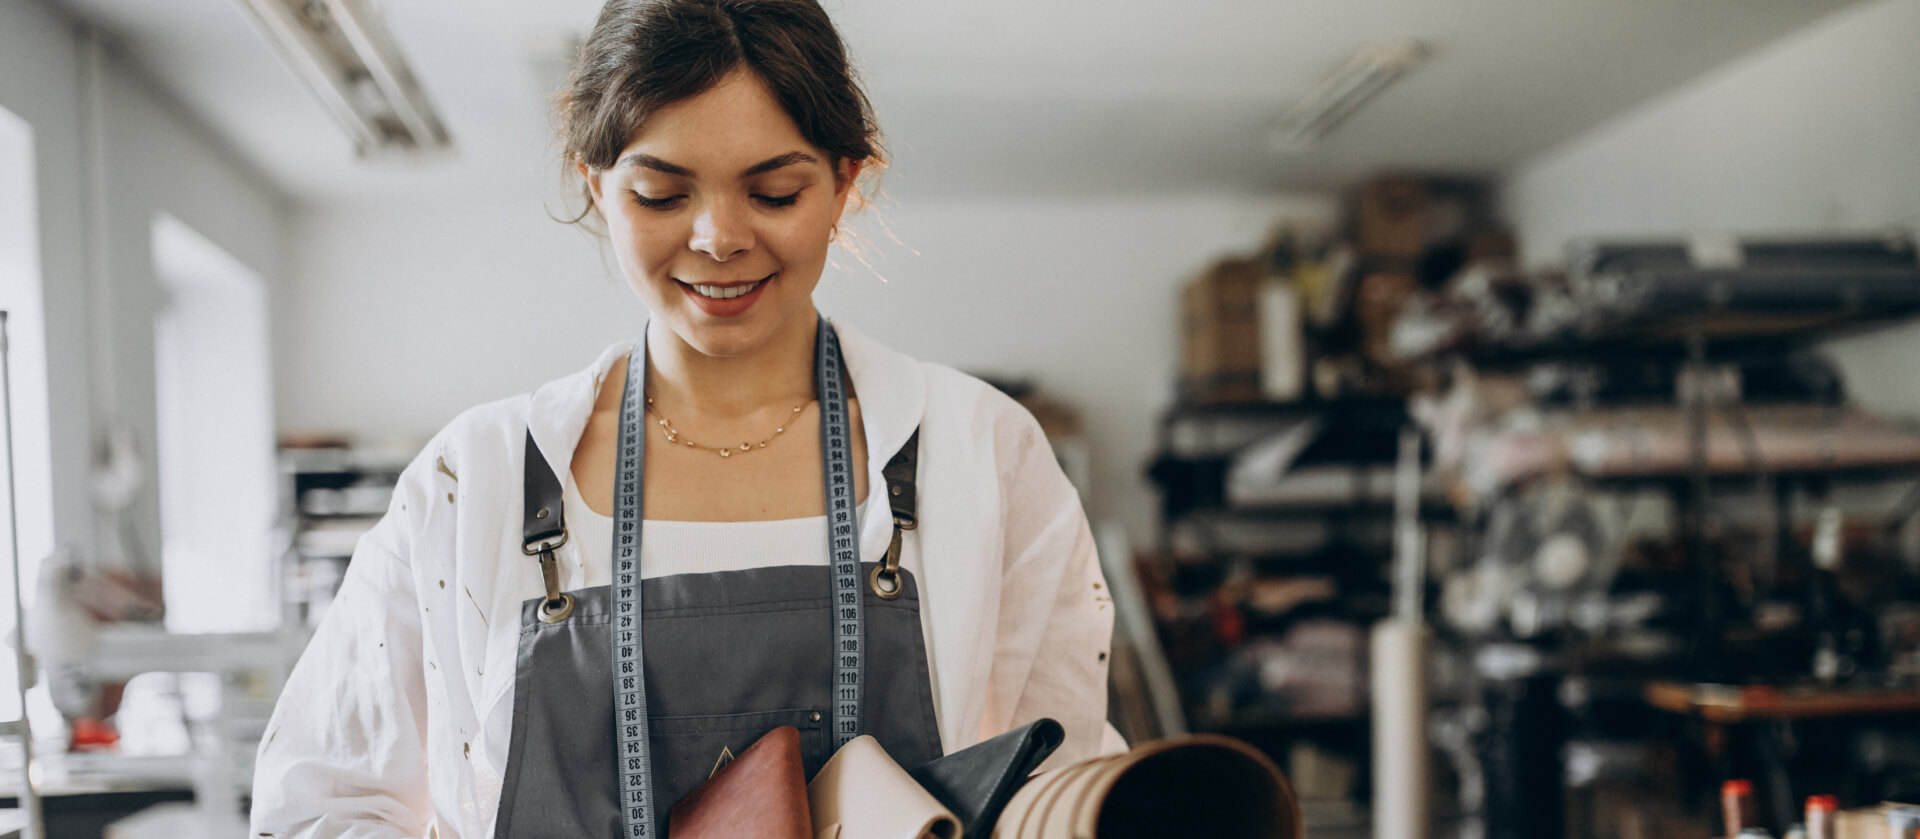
1269,39,1429,153
233,0,452,158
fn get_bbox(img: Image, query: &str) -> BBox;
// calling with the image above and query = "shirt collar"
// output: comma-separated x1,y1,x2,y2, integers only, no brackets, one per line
835,318,927,464
523,316,926,498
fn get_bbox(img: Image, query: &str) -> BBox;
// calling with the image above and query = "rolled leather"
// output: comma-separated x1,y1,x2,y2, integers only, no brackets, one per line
809,735,961,839
668,725,812,839
992,735,1300,839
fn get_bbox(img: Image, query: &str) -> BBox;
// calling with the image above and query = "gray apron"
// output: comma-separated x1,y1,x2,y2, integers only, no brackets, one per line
492,323,942,838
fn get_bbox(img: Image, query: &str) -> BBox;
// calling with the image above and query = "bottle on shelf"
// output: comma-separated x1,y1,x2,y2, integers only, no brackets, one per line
1804,795,1837,839
1723,780,1758,839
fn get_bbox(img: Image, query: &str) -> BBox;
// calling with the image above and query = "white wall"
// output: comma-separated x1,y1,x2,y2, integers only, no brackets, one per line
278,190,1333,545
1500,0,1920,415
0,1,289,592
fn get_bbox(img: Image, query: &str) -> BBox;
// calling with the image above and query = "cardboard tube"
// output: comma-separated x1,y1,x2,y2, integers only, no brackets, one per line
1372,619,1429,839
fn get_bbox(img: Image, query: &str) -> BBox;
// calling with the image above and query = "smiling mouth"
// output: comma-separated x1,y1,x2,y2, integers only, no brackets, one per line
682,274,773,300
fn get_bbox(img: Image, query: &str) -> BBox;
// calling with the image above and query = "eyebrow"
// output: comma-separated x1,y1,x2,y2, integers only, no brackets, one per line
614,151,819,178
741,151,818,177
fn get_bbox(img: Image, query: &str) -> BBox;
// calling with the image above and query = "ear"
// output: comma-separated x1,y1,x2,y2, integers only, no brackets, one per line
577,159,606,205
831,159,864,222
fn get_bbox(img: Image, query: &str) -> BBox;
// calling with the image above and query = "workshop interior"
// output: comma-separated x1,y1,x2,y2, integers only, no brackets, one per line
2,0,1919,836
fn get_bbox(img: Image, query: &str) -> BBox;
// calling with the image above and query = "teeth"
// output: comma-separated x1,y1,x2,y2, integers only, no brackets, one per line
691,279,764,300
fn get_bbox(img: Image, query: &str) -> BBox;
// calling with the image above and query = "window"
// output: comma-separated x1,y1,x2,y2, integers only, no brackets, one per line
0,105,54,722
152,214,278,633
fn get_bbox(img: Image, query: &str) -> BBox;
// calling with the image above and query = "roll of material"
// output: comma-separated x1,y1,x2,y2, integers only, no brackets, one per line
1371,620,1430,839
809,735,961,839
992,735,1298,839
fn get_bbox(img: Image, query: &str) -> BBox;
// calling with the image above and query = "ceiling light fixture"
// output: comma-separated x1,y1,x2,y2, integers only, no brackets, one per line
231,0,452,158
1269,39,1429,153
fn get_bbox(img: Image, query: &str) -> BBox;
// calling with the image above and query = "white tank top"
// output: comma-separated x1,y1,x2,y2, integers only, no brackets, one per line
562,477,866,585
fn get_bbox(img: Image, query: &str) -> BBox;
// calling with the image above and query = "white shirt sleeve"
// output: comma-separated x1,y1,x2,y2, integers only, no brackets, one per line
251,481,435,838
986,405,1125,769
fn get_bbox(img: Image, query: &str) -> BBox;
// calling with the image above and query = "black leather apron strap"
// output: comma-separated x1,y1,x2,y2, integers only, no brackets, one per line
523,430,566,549
874,429,920,600
523,431,574,622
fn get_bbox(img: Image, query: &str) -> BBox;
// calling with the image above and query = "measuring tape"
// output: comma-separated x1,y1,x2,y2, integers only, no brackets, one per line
816,323,864,749
610,318,863,838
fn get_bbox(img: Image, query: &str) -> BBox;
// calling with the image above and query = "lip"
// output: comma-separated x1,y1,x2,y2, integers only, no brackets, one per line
678,272,774,318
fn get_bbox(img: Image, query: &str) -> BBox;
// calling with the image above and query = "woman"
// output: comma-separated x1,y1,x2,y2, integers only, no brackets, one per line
250,1,1117,836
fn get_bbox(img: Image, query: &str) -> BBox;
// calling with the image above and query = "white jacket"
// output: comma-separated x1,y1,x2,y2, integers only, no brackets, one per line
250,321,1118,839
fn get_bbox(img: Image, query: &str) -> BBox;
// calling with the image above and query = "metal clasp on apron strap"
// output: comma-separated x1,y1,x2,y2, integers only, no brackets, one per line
523,430,576,623
523,529,574,623
873,429,920,600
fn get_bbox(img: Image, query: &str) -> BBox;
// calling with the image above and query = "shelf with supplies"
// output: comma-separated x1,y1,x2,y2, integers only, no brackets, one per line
1148,174,1515,831
1397,233,1920,839
1143,393,1446,819
277,442,415,627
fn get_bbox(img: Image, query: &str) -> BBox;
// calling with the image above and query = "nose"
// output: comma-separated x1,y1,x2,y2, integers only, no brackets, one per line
688,197,753,262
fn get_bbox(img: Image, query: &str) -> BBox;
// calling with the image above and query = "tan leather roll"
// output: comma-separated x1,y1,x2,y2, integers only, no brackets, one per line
810,735,962,839
991,735,1300,839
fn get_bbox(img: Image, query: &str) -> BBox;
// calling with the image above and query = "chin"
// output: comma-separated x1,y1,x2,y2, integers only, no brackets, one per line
659,309,797,360
676,324,771,358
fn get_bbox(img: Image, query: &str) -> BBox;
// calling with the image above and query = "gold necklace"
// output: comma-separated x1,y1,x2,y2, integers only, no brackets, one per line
644,397,810,458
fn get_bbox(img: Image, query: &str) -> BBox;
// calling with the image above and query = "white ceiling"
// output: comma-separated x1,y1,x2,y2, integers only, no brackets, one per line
49,0,1859,203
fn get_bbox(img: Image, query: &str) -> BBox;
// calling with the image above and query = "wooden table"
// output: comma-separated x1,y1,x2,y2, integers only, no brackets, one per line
1645,682,1920,723
1645,682,1920,830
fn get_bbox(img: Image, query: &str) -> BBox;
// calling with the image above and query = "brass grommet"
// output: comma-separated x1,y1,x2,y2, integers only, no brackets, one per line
537,593,575,623
870,565,904,600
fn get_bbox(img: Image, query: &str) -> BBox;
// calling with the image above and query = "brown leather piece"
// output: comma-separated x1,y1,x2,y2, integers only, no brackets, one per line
669,726,812,839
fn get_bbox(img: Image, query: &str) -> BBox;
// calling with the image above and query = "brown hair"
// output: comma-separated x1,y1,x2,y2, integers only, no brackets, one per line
557,0,884,225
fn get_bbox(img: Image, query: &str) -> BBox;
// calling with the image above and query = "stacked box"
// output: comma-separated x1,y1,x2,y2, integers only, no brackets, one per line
1181,259,1266,403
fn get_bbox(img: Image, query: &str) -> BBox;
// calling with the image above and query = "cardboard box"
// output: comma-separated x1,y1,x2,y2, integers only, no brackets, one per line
1181,259,1265,403
1353,176,1430,259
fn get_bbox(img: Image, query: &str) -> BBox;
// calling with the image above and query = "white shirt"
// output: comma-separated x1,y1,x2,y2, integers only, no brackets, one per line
250,321,1120,839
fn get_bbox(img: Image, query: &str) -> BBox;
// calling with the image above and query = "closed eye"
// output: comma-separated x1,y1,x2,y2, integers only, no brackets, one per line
754,192,801,208
633,193,685,210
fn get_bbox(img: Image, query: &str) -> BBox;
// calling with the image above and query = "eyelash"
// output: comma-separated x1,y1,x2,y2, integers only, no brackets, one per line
630,193,802,211
633,194,683,210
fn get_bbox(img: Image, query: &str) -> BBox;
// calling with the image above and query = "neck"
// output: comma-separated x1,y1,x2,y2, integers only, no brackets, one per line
642,313,819,417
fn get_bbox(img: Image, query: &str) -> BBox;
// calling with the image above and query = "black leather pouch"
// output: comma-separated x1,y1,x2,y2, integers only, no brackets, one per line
908,718,1065,839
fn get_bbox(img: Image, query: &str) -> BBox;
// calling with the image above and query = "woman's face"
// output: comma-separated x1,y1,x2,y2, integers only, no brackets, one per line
586,68,858,359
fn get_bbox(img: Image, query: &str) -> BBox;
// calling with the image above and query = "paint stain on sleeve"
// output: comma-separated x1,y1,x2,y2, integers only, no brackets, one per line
465,586,490,629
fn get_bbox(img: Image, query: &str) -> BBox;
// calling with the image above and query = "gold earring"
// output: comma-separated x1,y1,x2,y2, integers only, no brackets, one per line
829,224,839,243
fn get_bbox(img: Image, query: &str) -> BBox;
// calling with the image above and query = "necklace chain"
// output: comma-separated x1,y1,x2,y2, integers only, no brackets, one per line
644,397,809,458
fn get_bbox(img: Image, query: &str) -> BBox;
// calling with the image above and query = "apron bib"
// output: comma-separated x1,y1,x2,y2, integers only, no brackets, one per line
491,319,942,837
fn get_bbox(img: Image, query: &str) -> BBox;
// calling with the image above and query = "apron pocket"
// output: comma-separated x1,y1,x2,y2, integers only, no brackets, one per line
652,707,830,816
